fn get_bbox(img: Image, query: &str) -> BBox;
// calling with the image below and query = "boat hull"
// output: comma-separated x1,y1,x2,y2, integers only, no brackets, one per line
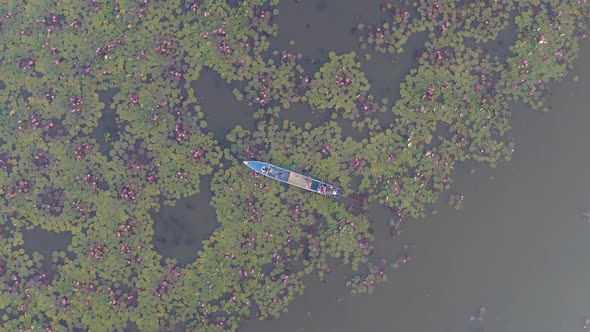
243,161,342,199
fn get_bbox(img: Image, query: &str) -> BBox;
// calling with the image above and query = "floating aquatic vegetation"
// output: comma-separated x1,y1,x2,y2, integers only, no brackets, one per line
0,0,589,330
346,259,388,295
305,52,372,119
449,192,464,211
243,51,306,108
357,2,417,54
360,127,437,219
391,245,412,269
203,137,373,317
154,131,222,205
226,116,365,190
359,42,514,217
501,1,588,110
187,0,280,83
360,0,513,55
413,0,515,46
450,0,514,43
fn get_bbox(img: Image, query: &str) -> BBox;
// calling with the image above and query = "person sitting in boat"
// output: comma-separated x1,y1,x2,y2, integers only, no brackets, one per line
331,188,339,196
319,184,327,194
261,166,269,173
276,171,283,179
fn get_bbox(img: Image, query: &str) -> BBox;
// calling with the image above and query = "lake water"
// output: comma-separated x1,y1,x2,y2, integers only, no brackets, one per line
51,1,589,331
238,42,590,332
234,2,590,332
12,0,590,331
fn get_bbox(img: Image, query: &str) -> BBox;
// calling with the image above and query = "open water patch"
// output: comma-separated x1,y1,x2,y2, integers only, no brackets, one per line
271,0,384,59
477,15,518,62
151,174,219,265
278,101,328,128
191,70,256,147
360,30,428,108
92,88,120,160
21,227,72,273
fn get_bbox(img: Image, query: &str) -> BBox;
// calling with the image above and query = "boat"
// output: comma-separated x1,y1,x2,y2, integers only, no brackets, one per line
243,161,343,199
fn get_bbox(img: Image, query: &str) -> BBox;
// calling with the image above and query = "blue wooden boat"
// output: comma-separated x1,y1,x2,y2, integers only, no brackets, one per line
243,161,343,199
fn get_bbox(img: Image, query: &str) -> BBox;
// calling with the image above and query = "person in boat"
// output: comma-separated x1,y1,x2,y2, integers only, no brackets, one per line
261,166,268,173
319,184,327,194
331,188,339,196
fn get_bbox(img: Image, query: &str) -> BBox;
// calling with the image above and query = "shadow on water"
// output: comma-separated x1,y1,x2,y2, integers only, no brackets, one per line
191,70,257,147
151,174,218,265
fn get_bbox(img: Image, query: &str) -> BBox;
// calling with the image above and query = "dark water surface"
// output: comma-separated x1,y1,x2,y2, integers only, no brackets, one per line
151,175,219,265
